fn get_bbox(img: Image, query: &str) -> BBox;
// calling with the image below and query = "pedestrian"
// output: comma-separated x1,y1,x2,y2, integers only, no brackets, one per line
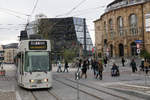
111,63,120,76
93,59,97,77
130,59,137,73
96,59,103,80
144,59,149,74
63,60,69,72
86,58,90,70
81,60,88,79
121,57,125,67
57,61,62,72
104,57,107,67
91,59,94,70
140,58,144,71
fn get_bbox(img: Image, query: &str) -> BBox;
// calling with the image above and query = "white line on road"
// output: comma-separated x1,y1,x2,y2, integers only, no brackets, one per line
16,91,22,100
119,83,150,89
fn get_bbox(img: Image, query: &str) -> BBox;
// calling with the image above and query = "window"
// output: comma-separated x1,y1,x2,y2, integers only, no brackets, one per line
109,19,114,38
117,16,124,36
25,52,50,72
104,21,107,38
129,14,138,35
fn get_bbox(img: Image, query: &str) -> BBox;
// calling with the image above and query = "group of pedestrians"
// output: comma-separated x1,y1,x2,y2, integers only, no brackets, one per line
57,60,69,73
75,58,104,80
56,57,150,81
91,59,104,79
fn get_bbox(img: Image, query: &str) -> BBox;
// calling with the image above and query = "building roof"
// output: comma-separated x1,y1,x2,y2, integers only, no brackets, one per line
2,43,18,49
107,0,125,8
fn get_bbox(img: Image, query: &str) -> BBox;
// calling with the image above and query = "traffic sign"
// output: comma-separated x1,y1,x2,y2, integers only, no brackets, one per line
135,40,142,43
137,49,140,54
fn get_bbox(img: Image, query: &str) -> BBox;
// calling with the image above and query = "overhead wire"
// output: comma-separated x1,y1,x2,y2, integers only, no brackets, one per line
56,0,87,17
0,8,30,16
42,0,88,37
1,11,26,20
27,0,39,23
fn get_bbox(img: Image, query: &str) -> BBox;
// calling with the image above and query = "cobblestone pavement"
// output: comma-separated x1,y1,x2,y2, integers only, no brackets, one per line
0,91,16,100
0,58,150,100
0,64,16,100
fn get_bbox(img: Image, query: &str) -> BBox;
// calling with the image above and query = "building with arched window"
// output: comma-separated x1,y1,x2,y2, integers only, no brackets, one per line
94,0,150,57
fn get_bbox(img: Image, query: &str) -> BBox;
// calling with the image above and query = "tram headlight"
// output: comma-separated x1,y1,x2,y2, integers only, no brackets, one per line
29,79,34,83
43,78,48,82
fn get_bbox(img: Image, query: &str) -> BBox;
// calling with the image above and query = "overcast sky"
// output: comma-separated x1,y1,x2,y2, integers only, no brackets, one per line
0,0,113,45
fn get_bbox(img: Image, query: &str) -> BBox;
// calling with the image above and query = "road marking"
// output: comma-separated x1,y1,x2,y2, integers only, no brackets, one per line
119,83,150,89
16,91,22,100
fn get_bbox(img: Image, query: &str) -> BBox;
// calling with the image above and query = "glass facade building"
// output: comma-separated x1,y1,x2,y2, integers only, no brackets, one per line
27,17,93,58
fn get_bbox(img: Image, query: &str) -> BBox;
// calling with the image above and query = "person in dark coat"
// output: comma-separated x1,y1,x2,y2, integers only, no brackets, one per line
81,60,88,79
93,59,97,76
130,59,137,73
63,60,69,72
104,57,107,67
140,58,144,71
122,57,125,67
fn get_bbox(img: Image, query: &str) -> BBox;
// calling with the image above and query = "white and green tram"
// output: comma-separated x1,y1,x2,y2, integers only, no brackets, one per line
16,39,52,89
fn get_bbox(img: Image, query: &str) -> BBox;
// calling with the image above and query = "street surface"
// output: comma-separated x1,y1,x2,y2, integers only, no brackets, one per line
0,58,150,100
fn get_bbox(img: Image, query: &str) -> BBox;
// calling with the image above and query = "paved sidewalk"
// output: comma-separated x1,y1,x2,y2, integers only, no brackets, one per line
0,64,16,100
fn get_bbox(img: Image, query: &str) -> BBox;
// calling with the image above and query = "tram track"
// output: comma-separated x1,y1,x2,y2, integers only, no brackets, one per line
31,91,38,100
47,90,60,100
65,78,129,100
54,78,104,100
30,90,60,100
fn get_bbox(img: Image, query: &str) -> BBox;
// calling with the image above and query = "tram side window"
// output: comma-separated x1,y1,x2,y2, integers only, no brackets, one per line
20,54,24,75
49,52,52,71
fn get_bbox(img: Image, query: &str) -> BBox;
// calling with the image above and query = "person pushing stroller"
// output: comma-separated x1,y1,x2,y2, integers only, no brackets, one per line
111,63,120,76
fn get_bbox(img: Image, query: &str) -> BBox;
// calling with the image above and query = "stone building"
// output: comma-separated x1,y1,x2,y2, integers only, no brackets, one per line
94,0,150,57
3,43,18,64
0,45,4,64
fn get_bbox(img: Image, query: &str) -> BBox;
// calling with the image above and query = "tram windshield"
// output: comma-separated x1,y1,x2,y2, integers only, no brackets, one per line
25,52,50,72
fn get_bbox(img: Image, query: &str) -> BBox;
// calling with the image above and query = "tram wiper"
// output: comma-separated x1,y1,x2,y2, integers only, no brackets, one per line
44,71,47,74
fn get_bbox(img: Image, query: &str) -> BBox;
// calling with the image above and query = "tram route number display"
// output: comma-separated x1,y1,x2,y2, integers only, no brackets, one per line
29,41,47,50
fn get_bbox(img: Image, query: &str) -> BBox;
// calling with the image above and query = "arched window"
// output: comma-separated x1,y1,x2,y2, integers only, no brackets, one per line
104,21,107,38
129,14,138,35
117,16,124,36
109,19,113,38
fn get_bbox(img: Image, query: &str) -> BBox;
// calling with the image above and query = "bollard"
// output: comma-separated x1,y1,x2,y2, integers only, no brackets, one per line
75,71,80,100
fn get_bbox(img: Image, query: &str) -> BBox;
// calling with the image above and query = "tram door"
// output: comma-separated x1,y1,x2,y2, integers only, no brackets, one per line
17,53,24,84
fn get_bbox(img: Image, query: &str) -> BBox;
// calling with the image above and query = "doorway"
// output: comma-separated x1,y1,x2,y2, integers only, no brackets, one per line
119,43,124,57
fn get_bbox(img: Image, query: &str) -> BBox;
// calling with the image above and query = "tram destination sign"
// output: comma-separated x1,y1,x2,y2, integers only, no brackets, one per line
29,41,47,50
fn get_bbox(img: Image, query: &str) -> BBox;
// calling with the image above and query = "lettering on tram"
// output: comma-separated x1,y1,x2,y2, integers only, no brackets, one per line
29,41,47,50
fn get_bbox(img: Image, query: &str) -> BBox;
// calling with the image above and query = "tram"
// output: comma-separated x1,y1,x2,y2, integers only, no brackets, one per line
15,39,52,89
